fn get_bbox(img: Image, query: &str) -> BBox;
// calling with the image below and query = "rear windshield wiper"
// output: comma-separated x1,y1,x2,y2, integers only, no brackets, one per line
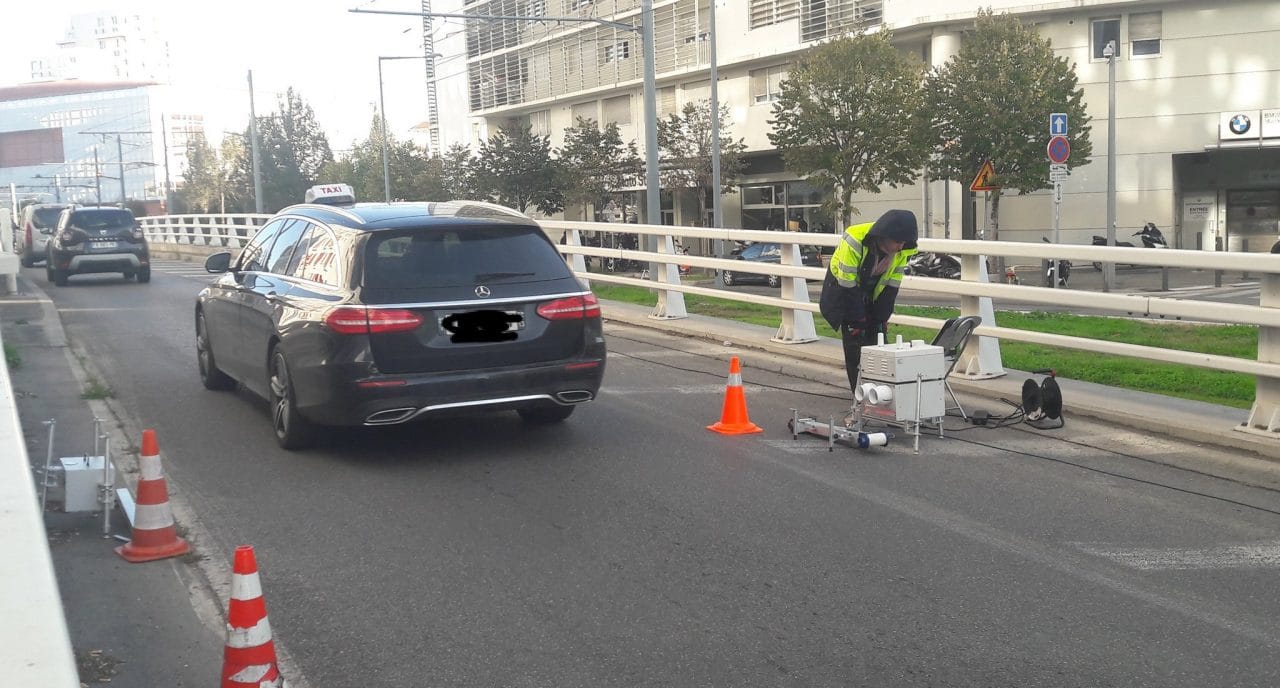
475,272,536,281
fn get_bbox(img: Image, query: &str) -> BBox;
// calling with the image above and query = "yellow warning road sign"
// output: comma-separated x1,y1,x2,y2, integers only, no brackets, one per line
970,160,998,192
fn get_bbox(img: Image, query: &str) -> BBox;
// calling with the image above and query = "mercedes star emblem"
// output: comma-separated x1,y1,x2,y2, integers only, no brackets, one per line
474,285,491,298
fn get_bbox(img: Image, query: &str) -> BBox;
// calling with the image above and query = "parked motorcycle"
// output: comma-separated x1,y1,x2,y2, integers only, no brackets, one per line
906,251,961,279
1041,238,1071,287
1091,223,1168,270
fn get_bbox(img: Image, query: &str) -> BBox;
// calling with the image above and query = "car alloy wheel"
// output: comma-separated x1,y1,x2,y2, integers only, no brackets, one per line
722,270,736,286
196,312,235,391
269,350,316,450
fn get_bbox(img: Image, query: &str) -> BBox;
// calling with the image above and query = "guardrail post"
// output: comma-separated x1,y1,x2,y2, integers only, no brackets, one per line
1241,272,1280,436
650,235,687,320
563,228,589,287
955,255,1006,379
772,243,817,343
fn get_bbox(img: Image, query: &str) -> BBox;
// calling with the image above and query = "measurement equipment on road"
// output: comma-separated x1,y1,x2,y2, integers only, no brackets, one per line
789,410,891,451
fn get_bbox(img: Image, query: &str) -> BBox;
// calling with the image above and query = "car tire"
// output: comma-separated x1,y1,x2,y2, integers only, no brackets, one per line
52,268,69,287
518,403,576,424
269,349,317,450
196,312,236,391
767,274,782,288
135,266,151,283
20,254,34,268
722,270,736,286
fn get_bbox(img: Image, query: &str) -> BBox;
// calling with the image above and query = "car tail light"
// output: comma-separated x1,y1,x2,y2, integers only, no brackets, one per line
24,223,32,248
325,306,424,334
131,224,144,240
60,230,81,244
536,294,601,320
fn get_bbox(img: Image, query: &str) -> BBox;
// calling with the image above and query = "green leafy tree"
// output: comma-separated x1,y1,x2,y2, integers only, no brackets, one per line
440,143,478,200
320,113,448,202
657,100,747,226
925,8,1093,247
173,132,220,212
254,88,335,211
219,136,252,213
768,32,930,228
557,117,642,218
472,124,565,215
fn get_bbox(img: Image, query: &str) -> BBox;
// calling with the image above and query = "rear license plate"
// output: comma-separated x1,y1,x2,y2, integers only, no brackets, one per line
91,241,119,250
439,309,525,339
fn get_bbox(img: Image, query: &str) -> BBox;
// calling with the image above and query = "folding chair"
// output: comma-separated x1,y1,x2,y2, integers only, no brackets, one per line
930,315,982,420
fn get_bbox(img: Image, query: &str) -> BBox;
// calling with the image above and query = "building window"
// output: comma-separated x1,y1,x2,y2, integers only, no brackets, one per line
603,95,632,126
602,41,630,63
750,64,789,103
750,0,799,29
571,101,597,125
658,87,677,117
1091,18,1120,60
529,109,550,137
1130,11,1161,57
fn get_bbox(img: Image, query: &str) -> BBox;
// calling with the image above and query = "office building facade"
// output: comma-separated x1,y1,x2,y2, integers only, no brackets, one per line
459,0,1280,252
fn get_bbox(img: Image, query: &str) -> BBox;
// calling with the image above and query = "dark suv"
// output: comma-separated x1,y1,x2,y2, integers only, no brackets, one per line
195,196,607,449
46,207,151,285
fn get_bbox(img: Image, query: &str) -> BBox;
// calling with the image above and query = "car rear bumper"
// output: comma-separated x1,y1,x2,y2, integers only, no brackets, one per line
64,252,149,273
294,352,607,426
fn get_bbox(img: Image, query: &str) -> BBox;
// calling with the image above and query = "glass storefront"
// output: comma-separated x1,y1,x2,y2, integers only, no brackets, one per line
740,179,835,235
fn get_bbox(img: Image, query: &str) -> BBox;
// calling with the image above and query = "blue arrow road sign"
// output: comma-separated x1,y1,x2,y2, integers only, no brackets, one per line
1050,113,1068,136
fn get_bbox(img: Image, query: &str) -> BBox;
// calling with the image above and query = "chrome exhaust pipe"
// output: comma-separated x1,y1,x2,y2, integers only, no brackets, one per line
555,390,594,404
364,408,418,425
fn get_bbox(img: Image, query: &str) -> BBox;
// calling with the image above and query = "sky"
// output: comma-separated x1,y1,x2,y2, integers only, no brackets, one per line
0,0,470,151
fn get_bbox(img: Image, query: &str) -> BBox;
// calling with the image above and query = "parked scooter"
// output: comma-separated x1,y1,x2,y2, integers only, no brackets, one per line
1091,223,1168,270
1041,238,1071,287
906,251,961,279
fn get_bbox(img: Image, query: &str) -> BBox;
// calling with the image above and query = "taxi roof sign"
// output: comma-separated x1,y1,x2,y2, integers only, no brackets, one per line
305,183,356,206
969,160,998,192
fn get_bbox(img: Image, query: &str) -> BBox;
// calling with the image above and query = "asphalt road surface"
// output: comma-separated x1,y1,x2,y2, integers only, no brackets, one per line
24,260,1280,687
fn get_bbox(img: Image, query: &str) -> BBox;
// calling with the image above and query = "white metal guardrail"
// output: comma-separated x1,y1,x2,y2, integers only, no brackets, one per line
138,214,1280,439
0,325,80,686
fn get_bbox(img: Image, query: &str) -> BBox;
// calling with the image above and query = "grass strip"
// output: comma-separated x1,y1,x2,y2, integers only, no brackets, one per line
591,284,1256,409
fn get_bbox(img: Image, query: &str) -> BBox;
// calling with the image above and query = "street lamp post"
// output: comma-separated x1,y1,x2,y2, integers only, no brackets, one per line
378,55,435,204
1104,39,1117,292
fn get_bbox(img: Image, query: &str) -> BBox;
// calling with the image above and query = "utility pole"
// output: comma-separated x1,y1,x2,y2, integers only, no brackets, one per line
248,69,265,214
117,135,127,205
93,148,102,207
641,0,660,229
708,0,724,286
379,57,393,203
160,114,172,213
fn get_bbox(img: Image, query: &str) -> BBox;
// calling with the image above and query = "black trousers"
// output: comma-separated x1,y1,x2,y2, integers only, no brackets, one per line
841,323,883,395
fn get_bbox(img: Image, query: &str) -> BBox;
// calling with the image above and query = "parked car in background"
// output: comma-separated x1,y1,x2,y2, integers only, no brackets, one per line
18,203,73,267
46,207,150,286
720,241,824,287
195,184,607,449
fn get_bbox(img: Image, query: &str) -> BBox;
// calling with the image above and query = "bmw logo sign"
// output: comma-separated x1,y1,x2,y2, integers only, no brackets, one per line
1229,113,1252,135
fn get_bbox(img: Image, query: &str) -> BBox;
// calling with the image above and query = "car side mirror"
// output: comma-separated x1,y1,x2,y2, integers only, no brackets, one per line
205,251,233,273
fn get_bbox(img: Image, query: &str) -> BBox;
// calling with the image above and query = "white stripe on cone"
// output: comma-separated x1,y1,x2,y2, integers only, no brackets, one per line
727,372,742,386
226,616,274,648
133,502,176,530
231,572,264,600
139,453,163,481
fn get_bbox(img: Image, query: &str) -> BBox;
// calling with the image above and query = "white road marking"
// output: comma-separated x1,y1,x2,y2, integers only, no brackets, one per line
1074,541,1280,570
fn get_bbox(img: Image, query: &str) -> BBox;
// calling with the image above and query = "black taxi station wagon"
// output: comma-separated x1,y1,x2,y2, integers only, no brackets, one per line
195,184,607,449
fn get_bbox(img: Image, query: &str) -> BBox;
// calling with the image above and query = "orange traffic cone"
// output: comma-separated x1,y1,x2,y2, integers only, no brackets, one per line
222,545,286,688
115,429,190,563
707,356,763,435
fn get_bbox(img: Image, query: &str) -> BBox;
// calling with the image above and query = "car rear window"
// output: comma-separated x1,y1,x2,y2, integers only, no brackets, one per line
72,210,134,229
32,207,67,228
363,225,571,289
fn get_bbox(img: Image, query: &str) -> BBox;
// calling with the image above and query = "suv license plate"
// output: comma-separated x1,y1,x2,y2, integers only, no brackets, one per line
93,241,119,250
